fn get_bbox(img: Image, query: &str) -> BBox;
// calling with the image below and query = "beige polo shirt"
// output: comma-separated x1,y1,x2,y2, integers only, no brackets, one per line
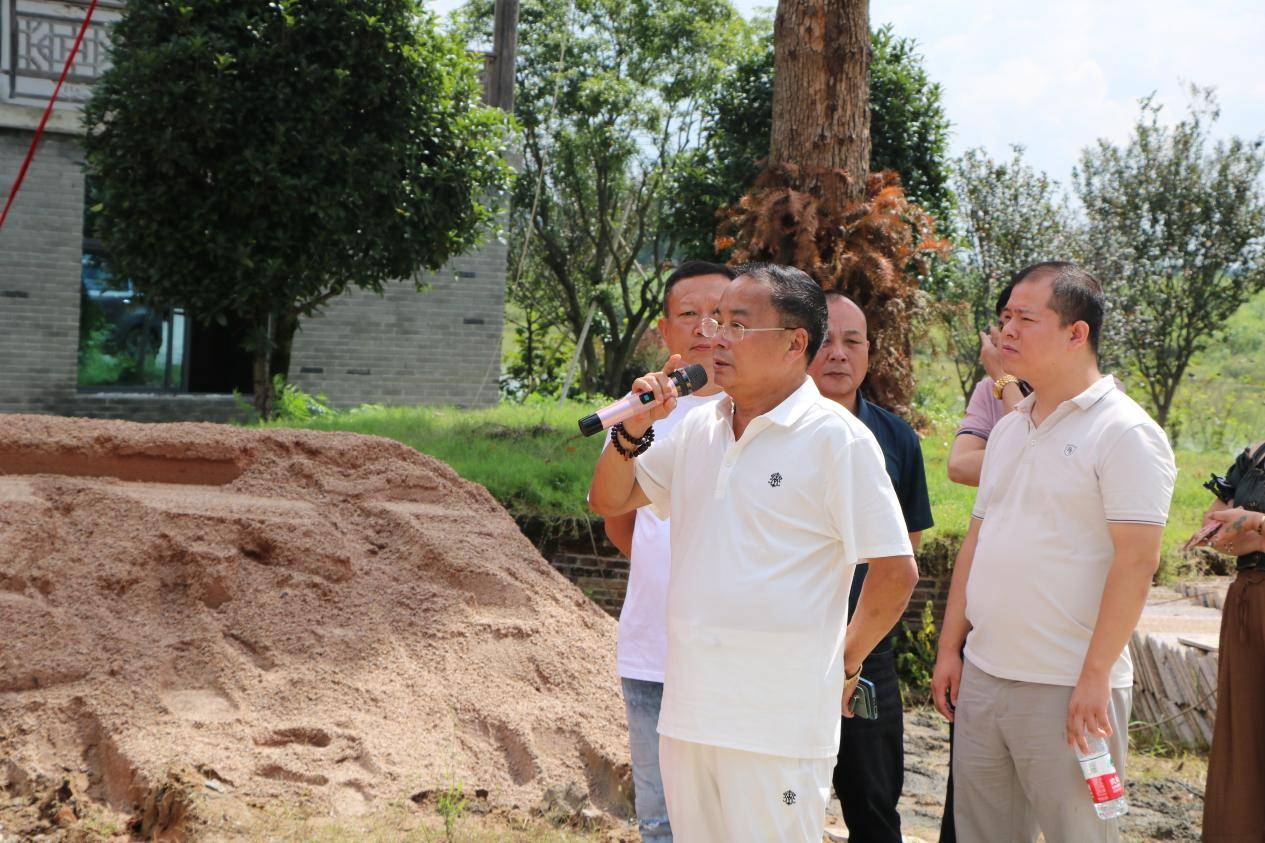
966,375,1176,689
634,377,912,759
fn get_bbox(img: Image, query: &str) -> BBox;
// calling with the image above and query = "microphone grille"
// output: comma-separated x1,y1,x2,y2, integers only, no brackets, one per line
681,363,708,395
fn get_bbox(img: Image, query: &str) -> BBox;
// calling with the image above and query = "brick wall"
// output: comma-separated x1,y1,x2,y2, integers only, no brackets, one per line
62,393,247,424
517,514,960,630
0,124,510,421
288,239,509,409
516,515,630,617
0,128,84,415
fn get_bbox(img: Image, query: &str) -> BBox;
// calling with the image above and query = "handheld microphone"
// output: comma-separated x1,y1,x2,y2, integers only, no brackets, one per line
578,363,708,437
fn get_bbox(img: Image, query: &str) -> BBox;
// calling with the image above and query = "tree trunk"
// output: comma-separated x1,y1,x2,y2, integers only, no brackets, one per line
270,310,300,385
725,0,937,420
252,342,275,421
771,0,871,207
250,310,298,421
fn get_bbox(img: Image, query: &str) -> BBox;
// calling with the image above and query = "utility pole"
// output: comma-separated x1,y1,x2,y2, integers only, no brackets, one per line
490,0,520,112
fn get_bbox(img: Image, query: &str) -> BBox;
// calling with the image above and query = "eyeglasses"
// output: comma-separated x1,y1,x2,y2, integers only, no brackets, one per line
699,317,794,343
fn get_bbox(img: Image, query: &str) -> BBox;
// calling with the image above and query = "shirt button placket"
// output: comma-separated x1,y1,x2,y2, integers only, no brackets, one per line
717,448,738,498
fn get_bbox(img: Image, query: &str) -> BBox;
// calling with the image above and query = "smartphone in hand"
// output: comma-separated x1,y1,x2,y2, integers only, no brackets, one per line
848,677,879,720
1183,521,1222,551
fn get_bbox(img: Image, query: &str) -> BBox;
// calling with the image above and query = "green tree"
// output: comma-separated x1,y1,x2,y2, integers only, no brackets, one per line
455,0,751,397
941,146,1076,402
670,23,954,261
1075,88,1265,433
84,0,512,418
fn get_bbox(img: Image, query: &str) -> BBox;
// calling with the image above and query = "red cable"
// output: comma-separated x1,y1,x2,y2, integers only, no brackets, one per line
0,0,100,232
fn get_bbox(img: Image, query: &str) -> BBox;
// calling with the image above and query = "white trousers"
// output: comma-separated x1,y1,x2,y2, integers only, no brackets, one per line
659,735,832,843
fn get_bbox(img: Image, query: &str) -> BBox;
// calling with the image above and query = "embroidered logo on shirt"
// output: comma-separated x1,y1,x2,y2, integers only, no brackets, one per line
1064,444,1077,456
782,789,797,806
769,472,783,488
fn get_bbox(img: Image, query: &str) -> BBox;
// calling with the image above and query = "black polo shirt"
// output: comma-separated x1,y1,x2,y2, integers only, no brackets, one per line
848,390,934,652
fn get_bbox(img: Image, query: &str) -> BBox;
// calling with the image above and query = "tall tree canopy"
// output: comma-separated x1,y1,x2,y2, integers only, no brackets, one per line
938,146,1076,402
454,0,752,397
670,22,953,261
85,0,512,417
720,0,945,415
1075,88,1265,432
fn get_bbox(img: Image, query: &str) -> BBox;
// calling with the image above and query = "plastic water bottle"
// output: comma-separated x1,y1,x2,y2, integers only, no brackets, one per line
1075,735,1129,819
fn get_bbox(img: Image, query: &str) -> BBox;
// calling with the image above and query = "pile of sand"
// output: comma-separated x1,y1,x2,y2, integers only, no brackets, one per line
0,415,629,839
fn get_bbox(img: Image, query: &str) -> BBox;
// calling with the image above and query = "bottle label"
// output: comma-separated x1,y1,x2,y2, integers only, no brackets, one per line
1085,771,1125,803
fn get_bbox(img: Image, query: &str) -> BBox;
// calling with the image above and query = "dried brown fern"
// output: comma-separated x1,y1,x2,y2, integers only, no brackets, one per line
718,165,948,419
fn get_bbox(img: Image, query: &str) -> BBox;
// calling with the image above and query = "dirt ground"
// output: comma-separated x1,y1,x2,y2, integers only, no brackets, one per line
1,708,1204,842
851,709,1207,843
0,415,1210,842
0,415,631,841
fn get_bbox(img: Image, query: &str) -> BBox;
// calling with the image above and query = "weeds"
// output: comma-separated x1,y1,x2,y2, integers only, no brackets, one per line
435,775,467,842
896,601,939,706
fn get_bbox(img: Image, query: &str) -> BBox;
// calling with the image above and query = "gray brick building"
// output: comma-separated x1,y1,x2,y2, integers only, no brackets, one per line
1,0,510,421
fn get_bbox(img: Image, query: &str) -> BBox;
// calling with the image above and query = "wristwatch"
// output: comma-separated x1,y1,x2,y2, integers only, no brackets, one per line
992,374,1019,400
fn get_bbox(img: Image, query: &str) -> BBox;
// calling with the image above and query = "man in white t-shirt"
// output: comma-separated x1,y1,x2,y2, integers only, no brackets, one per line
931,262,1177,842
599,260,734,842
589,263,918,842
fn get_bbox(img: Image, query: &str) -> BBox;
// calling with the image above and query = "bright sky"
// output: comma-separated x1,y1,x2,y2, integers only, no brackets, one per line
429,0,1265,186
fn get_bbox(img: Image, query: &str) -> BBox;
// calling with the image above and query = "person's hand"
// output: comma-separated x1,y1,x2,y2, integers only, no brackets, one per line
623,354,683,438
979,330,1007,382
1208,507,1265,555
1067,669,1112,754
931,649,963,722
841,662,862,718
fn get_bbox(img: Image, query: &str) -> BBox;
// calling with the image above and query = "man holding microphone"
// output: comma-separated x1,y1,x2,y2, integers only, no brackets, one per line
600,260,734,842
589,264,918,842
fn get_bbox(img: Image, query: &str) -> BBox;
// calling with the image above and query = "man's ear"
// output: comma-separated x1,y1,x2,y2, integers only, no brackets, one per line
786,327,809,362
657,316,667,343
1068,320,1090,350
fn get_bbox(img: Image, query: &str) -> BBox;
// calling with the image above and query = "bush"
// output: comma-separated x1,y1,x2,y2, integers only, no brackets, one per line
235,376,333,424
895,601,938,707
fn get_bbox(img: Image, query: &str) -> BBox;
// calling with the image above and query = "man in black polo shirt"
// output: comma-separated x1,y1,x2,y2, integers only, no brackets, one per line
809,291,934,842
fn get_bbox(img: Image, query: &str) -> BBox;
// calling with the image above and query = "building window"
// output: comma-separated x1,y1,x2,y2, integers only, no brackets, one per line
78,178,254,394
77,248,189,390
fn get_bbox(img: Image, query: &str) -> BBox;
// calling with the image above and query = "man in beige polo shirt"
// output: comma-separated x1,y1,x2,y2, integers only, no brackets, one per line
930,262,1176,842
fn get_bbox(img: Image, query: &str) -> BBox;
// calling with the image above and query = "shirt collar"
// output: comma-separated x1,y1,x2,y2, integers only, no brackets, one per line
715,375,820,428
1071,374,1117,409
853,389,874,424
1015,374,1116,416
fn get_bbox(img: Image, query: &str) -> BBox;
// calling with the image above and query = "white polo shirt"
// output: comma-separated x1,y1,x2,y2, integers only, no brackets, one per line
634,377,912,759
614,391,725,683
966,375,1177,689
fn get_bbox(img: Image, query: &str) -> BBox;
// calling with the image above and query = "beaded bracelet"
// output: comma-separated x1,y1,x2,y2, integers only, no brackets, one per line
610,422,654,459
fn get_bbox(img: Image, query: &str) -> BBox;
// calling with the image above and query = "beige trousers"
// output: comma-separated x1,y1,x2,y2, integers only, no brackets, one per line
952,659,1131,843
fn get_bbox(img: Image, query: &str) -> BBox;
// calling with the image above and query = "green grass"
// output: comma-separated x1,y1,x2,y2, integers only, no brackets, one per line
268,290,1265,568
919,429,1226,568
254,798,606,841
269,390,1231,575
910,322,1239,572
264,399,601,519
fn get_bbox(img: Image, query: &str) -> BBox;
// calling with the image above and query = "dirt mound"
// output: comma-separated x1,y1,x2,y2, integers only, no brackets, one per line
0,415,629,839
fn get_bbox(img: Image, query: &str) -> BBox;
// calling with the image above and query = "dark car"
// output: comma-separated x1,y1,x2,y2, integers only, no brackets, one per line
80,253,162,356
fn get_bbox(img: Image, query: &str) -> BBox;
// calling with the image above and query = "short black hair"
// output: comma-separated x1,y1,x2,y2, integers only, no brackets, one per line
734,262,827,361
663,260,737,314
994,279,1016,317
1012,261,1105,354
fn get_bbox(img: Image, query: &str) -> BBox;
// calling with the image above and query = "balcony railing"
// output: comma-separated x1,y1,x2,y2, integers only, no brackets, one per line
3,0,124,107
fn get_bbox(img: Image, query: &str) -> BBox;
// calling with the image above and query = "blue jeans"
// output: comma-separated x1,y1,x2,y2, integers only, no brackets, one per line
622,677,672,841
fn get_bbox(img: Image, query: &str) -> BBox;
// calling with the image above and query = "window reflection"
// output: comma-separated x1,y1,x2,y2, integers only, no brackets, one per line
77,252,185,390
